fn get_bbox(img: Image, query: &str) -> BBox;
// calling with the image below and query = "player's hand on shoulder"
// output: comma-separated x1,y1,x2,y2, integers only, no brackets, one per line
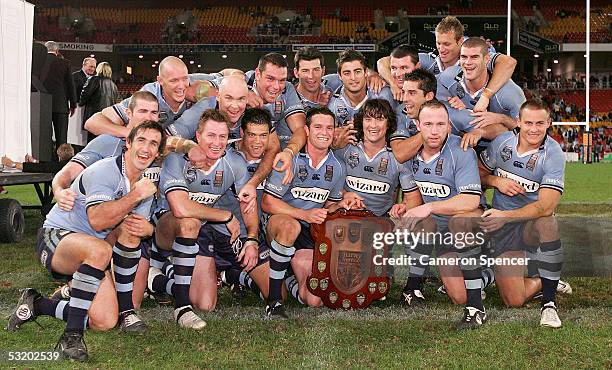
391,84,403,101
247,90,264,108
366,71,386,93
318,90,332,106
133,177,157,200
472,94,490,113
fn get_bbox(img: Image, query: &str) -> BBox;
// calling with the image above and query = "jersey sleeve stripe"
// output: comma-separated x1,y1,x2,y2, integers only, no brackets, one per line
165,186,189,194
459,190,483,196
540,184,564,193
402,186,419,193
69,158,88,168
478,151,495,171
263,189,283,199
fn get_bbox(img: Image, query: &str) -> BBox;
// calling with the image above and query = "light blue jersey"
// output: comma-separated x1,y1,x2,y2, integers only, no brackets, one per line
245,70,305,149
112,74,218,129
211,148,264,237
418,50,501,77
410,135,482,223
264,151,345,220
157,150,249,216
392,103,419,141
436,65,526,123
44,155,154,238
480,130,565,211
327,85,397,127
335,143,418,216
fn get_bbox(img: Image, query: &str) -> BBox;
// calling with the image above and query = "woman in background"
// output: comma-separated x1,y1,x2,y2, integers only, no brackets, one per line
79,62,118,141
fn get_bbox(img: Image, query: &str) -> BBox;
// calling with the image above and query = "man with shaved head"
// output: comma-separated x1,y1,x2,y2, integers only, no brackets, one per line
84,56,219,138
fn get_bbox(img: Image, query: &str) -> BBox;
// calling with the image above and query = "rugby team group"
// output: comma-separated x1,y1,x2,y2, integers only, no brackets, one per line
6,16,570,362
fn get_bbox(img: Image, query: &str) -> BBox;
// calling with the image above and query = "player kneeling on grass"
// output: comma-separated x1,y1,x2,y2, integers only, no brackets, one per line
478,99,568,328
400,100,487,329
261,107,353,319
6,122,165,361
149,109,257,328
149,108,273,303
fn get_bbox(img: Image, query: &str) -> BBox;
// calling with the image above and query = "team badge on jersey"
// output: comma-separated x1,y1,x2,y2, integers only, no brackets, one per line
325,165,334,182
412,160,419,174
214,170,223,187
435,158,444,176
501,146,513,162
337,104,349,122
378,158,389,175
158,111,169,124
185,166,197,184
526,153,539,171
298,165,308,181
347,152,359,169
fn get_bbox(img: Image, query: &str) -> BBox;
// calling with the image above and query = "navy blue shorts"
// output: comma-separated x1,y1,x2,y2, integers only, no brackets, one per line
197,224,269,270
139,237,172,261
488,222,534,257
35,227,74,282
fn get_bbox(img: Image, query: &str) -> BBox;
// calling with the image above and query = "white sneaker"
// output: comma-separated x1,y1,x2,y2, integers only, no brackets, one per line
174,306,206,330
147,267,163,293
540,302,562,328
557,280,573,295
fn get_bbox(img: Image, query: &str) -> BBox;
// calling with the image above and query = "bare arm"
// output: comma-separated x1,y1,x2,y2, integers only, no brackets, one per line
240,200,259,238
502,189,560,219
52,162,84,195
167,190,232,221
376,56,392,86
402,190,423,209
261,193,309,222
87,183,151,232
428,194,481,216
390,135,424,163
487,54,517,95
85,107,129,138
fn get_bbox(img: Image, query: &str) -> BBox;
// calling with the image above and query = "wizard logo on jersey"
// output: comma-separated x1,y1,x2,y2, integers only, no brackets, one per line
501,146,513,162
347,152,359,169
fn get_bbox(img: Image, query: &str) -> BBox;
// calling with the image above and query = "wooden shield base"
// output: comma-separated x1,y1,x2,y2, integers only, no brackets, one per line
307,209,394,309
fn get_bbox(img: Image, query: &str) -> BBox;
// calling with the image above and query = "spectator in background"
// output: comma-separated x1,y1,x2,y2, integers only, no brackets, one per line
79,62,118,141
72,57,97,100
2,144,75,174
42,41,77,151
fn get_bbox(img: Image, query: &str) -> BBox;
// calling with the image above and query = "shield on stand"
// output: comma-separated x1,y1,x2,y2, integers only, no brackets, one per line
307,209,394,309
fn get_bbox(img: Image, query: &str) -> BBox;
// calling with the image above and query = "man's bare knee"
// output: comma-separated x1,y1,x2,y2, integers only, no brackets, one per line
177,218,201,237
533,216,558,242
85,244,112,268
88,313,118,332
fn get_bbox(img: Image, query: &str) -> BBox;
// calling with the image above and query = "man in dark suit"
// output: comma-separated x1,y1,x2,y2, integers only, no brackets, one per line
72,57,96,99
41,41,77,149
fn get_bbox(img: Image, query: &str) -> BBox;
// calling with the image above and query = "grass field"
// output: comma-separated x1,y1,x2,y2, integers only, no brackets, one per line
0,163,610,368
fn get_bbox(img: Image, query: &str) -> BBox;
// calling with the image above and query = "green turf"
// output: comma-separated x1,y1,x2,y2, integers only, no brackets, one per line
0,163,610,367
